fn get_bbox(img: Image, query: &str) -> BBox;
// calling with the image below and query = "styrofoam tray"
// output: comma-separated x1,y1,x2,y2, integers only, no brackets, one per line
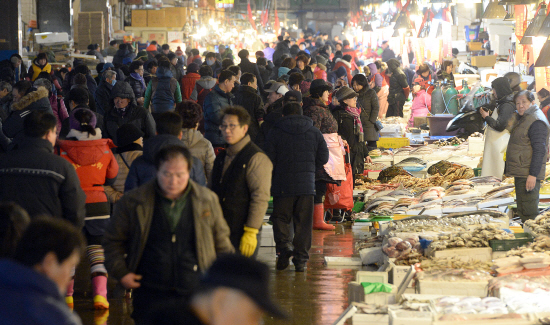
417,279,489,297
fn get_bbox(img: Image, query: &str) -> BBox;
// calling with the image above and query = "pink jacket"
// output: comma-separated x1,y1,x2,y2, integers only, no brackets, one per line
49,94,69,135
408,90,431,127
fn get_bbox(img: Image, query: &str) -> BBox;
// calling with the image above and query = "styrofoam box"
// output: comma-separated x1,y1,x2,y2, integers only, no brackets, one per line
352,313,389,325
35,32,69,44
370,156,394,167
359,247,385,265
425,247,492,262
477,197,514,209
390,265,414,288
468,137,484,154
260,225,274,247
348,282,396,305
389,308,433,325
417,279,489,297
432,313,536,325
356,270,389,284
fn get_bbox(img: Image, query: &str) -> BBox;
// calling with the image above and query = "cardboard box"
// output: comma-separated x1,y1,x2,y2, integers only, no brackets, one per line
148,9,166,28
471,55,497,67
141,31,167,43
132,10,148,27
164,7,187,27
468,41,483,51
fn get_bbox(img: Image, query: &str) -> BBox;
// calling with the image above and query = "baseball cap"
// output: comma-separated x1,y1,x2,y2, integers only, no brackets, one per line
265,82,289,95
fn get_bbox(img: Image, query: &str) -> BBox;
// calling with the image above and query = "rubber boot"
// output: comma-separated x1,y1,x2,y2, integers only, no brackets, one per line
66,278,75,310
313,204,335,230
92,274,109,309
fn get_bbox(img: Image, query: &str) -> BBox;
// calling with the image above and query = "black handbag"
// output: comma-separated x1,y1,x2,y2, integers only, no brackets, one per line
374,120,384,132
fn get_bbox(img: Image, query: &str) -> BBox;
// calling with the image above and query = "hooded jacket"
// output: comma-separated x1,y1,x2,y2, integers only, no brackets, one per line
58,129,119,234
181,128,215,181
125,134,206,192
232,85,264,142
190,76,217,103
263,115,329,196
0,259,83,325
143,66,182,112
484,77,516,132
181,72,201,100
103,81,156,144
3,87,53,148
332,58,352,85
203,85,234,146
0,136,85,227
113,49,136,66
104,143,143,203
387,59,409,104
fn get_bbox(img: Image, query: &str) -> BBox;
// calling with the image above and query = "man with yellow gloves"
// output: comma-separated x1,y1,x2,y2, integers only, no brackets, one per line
210,106,273,259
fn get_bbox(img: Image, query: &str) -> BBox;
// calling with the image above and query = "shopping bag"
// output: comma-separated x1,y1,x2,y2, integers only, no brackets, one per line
323,133,346,181
324,147,354,210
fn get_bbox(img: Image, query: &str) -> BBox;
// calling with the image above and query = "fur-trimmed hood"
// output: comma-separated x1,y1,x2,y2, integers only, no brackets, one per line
12,87,51,112
335,58,352,69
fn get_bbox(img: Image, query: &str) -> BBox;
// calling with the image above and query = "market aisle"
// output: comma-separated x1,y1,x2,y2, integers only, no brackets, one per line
74,224,365,325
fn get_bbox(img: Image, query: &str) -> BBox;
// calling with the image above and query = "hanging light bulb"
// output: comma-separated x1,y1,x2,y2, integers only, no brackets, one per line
482,0,507,19
524,4,548,37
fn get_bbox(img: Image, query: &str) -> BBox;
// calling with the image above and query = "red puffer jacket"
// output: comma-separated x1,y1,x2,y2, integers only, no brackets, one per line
181,72,200,100
58,130,119,210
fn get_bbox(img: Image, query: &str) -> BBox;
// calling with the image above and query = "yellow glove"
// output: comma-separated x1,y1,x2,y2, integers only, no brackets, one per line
239,226,259,257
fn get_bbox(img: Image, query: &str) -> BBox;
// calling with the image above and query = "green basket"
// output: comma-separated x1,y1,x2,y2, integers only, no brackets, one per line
489,233,534,251
473,168,482,177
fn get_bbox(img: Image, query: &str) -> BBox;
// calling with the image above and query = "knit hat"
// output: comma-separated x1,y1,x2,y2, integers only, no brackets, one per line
175,46,184,57
187,63,200,74
136,51,148,61
316,55,327,66
101,63,114,73
335,86,357,102
310,79,332,94
278,67,291,77
491,77,513,100
335,66,348,78
116,123,144,147
146,44,157,52
122,57,133,65
69,108,97,131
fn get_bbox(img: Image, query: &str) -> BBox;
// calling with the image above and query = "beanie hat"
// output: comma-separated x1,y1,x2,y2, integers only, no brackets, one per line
175,46,184,57
335,66,348,78
187,63,200,74
69,108,97,131
335,86,357,102
309,79,332,97
116,123,144,147
122,57,133,65
136,51,148,61
101,63,114,73
146,44,158,52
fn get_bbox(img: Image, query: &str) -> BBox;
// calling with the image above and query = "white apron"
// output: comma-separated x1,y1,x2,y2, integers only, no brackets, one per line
481,109,510,179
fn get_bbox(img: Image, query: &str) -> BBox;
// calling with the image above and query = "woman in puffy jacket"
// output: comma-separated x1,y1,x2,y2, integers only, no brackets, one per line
352,74,379,150
58,108,118,310
408,78,431,127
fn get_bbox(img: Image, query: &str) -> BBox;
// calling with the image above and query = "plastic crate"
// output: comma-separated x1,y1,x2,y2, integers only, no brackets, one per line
489,233,533,251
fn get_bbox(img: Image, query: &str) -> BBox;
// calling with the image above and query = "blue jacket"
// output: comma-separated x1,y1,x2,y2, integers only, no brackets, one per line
125,134,206,192
152,66,177,113
203,85,233,147
264,115,329,197
0,259,83,325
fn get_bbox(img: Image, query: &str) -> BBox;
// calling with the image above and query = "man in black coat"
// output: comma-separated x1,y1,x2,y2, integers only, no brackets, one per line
238,49,265,96
0,110,86,227
386,59,409,117
263,102,329,272
94,70,117,116
232,73,264,143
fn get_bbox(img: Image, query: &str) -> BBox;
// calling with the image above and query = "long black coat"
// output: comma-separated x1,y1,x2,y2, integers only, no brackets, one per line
356,87,380,142
332,105,367,176
239,58,265,95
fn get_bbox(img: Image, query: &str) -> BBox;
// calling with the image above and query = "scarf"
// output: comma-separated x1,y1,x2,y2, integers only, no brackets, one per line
131,72,146,91
345,106,364,141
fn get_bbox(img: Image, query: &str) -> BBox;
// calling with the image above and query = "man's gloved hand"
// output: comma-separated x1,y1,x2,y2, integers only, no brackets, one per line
239,226,259,257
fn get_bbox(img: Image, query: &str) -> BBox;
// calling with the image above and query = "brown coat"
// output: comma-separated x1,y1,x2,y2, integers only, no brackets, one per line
103,179,234,281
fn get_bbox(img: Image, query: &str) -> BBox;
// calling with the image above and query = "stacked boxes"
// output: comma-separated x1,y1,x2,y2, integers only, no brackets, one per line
131,8,188,28
164,7,188,27
132,10,148,27
77,12,105,48
147,9,166,28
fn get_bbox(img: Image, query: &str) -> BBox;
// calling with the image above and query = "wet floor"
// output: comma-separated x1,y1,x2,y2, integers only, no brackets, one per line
74,223,368,325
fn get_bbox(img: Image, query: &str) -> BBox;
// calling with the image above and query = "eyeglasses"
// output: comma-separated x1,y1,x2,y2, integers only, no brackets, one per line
219,124,240,131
